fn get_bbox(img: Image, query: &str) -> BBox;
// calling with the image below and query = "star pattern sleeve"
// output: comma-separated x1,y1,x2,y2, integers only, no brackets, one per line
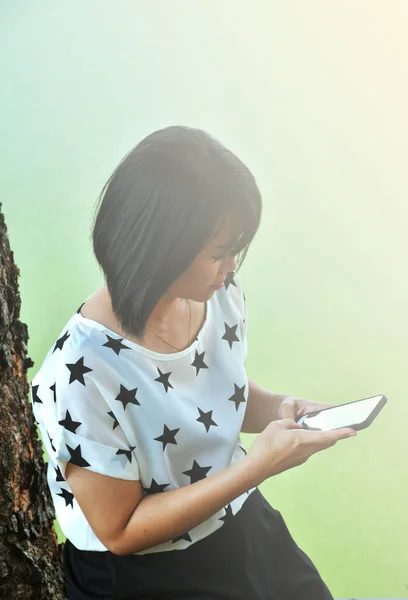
52,347,140,482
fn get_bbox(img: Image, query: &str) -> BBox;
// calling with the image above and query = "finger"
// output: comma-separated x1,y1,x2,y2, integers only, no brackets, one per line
334,427,357,439
278,403,297,420
302,427,356,445
279,418,304,429
323,428,357,444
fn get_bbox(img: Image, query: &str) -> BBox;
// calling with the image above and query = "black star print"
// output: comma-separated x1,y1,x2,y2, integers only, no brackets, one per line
196,408,218,433
76,301,85,314
47,431,56,452
115,384,141,410
154,367,174,393
191,350,209,376
107,410,120,430
54,465,65,482
102,334,132,356
116,446,137,463
58,410,81,434
154,424,180,450
182,460,212,484
31,384,42,404
56,487,74,508
50,382,57,403
172,532,192,544
243,290,246,302
53,330,70,353
224,271,237,290
221,322,240,349
143,479,171,494
66,443,91,468
228,383,247,411
65,356,93,385
239,444,247,455
219,504,233,524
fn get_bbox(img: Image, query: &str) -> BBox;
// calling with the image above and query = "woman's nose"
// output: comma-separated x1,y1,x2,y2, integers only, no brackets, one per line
226,255,237,272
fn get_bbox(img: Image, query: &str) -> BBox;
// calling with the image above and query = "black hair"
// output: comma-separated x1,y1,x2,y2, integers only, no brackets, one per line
90,125,262,340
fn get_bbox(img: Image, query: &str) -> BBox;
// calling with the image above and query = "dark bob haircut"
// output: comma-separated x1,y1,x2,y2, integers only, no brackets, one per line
90,125,262,340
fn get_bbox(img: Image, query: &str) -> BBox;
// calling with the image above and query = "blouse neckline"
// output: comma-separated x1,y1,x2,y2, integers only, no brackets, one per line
73,292,212,361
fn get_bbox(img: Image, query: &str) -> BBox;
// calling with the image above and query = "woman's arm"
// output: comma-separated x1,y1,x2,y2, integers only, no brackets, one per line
116,455,257,555
241,378,290,433
66,453,258,557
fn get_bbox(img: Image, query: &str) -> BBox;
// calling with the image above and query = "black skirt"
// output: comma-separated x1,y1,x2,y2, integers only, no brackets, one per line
63,488,334,600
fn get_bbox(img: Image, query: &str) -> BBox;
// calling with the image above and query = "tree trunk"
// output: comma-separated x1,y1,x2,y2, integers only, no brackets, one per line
0,204,66,599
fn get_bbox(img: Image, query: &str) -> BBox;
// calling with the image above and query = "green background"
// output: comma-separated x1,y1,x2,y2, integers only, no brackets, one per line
1,2,407,597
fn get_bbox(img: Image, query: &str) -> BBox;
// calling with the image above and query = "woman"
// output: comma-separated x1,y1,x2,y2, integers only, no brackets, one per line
30,125,355,599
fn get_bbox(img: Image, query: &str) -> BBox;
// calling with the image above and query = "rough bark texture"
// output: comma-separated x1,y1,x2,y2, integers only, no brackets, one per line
0,203,66,599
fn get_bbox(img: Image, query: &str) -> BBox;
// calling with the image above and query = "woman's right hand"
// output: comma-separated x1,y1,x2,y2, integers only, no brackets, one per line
246,418,357,485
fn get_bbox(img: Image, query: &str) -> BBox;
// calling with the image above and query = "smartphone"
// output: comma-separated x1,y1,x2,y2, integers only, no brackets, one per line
296,394,387,432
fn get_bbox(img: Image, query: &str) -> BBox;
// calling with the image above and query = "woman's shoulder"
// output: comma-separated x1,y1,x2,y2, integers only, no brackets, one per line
217,271,246,319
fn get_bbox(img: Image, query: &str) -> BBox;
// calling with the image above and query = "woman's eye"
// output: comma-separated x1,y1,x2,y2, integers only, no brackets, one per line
212,250,237,262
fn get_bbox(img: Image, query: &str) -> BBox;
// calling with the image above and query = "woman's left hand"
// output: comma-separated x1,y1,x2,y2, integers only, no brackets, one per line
278,396,336,423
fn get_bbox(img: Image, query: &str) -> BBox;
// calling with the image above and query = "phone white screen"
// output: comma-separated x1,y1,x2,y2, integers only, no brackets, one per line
302,395,384,431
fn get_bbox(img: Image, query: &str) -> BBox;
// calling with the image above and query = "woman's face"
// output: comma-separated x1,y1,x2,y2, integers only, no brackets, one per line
173,218,239,302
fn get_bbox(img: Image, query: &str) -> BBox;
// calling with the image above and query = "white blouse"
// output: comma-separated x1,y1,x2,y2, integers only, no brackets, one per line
30,272,255,554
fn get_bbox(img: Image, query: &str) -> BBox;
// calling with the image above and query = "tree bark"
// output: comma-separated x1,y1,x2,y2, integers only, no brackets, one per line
0,204,66,599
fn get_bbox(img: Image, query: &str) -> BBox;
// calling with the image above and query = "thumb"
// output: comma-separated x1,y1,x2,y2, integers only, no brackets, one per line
278,418,304,429
278,398,298,421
